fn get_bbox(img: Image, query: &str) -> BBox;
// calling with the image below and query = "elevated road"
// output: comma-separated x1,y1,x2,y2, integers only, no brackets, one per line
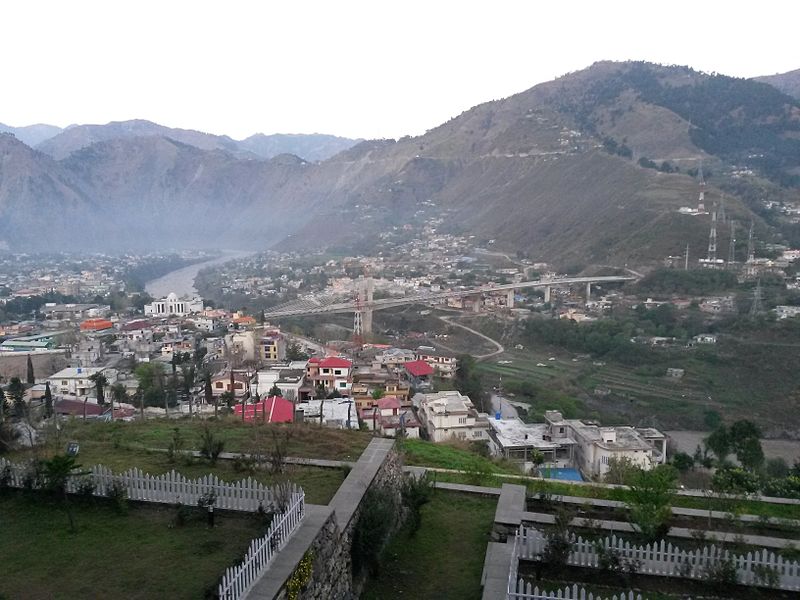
263,275,634,319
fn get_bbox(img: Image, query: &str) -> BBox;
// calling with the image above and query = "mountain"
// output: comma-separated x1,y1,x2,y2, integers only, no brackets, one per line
1,61,797,265
0,122,62,147
36,120,247,160
238,133,361,162
755,68,800,100
34,119,360,162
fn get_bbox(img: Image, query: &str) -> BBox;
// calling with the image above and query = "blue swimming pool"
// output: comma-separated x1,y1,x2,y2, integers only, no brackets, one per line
540,467,584,482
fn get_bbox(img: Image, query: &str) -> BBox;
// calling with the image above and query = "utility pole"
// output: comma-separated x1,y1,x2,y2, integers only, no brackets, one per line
684,244,689,271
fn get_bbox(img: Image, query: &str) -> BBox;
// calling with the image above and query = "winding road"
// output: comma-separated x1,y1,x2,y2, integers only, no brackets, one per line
438,315,504,361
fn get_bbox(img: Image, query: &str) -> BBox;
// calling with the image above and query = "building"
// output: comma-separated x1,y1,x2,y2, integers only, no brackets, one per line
416,390,489,442
775,305,800,320
42,303,110,321
259,330,286,362
295,398,358,429
543,411,665,478
144,293,203,317
306,357,352,394
80,318,114,332
47,366,117,401
415,346,458,378
360,396,421,438
233,396,294,423
404,360,434,389
486,417,575,471
211,371,251,398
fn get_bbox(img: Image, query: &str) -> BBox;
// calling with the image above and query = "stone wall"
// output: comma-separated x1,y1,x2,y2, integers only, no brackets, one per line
0,350,68,381
250,437,404,600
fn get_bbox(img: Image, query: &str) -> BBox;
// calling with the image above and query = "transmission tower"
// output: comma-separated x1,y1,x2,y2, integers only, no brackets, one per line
747,221,755,262
697,161,706,211
749,278,764,318
707,204,717,262
727,220,737,266
352,288,364,346
718,194,726,223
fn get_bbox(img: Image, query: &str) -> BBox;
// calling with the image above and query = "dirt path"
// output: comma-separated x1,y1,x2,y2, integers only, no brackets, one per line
438,315,504,360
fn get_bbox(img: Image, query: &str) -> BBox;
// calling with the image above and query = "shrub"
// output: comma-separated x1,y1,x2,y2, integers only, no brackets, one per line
199,426,225,464
167,427,185,463
106,480,128,514
401,473,433,536
351,485,397,576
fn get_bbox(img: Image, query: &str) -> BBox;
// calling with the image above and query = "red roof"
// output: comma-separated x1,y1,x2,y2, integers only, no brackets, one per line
308,357,321,364
233,396,294,423
377,396,402,411
319,357,352,369
405,360,434,377
55,399,103,416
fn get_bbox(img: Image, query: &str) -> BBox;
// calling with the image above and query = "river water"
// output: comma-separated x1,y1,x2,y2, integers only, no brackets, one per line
145,251,249,298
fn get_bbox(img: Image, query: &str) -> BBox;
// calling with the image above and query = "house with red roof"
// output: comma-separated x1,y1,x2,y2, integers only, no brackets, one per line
404,360,434,389
306,356,352,395
233,396,294,423
359,396,420,438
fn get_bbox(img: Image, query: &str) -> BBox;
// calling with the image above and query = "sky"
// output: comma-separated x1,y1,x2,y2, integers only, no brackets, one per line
2,0,799,140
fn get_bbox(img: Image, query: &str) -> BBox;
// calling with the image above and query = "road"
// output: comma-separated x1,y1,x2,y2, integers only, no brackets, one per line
438,315,504,361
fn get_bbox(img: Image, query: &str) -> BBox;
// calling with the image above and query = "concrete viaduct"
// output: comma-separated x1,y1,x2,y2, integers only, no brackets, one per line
262,275,635,334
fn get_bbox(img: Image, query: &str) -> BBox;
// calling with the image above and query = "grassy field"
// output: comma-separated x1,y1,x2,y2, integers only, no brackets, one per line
400,438,521,475
434,471,800,521
361,491,496,600
469,316,800,431
0,493,259,600
8,421,355,505
53,418,371,461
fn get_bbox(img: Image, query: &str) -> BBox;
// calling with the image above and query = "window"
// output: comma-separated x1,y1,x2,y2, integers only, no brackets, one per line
235,383,243,390
215,382,223,388
458,417,467,424
62,380,68,386
334,369,342,376
339,382,347,388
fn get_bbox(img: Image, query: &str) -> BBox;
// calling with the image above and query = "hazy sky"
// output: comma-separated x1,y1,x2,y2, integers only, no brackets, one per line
3,1,798,140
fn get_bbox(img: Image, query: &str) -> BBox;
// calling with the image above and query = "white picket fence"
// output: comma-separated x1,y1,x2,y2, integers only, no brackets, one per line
218,488,305,599
0,457,289,513
515,525,800,591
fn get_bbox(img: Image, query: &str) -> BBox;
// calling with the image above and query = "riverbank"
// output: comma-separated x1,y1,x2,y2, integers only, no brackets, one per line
145,251,250,298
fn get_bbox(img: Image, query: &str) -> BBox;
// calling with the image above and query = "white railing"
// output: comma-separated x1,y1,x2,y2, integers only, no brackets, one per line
515,525,800,591
509,582,643,600
217,488,305,599
0,457,287,513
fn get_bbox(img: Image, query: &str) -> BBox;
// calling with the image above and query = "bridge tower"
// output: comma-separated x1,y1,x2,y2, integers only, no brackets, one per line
352,275,374,344
706,204,718,262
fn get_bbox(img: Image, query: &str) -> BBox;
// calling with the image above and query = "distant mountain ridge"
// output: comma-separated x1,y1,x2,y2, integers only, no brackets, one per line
755,67,800,100
1,61,797,266
0,122,62,147
34,119,360,162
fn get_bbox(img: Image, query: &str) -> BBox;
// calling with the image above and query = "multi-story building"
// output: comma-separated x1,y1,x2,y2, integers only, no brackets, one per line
144,293,203,317
415,346,458,378
306,357,352,395
485,410,666,479
259,329,286,362
416,390,489,442
47,366,117,401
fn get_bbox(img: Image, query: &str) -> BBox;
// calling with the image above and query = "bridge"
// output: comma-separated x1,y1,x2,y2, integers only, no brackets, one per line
263,275,635,334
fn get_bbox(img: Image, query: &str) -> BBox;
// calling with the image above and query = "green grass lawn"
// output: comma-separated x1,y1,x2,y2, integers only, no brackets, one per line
0,492,260,600
361,491,496,600
54,418,371,461
400,438,520,475
8,443,346,505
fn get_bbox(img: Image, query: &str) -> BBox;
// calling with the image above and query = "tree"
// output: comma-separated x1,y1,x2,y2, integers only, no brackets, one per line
626,465,677,542
43,454,81,532
181,365,195,416
109,383,127,421
268,384,282,397
604,456,638,485
704,425,731,464
286,342,309,361
0,389,7,423
371,388,384,401
44,382,53,419
202,371,216,418
89,372,108,406
7,377,25,418
671,452,695,473
26,355,35,385
729,420,764,471
454,354,487,412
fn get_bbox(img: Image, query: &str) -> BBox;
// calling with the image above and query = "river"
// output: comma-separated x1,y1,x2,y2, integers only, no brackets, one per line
145,251,250,298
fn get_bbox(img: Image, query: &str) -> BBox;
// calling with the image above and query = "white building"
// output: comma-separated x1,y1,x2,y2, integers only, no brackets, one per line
775,305,800,320
416,390,489,442
543,411,666,478
295,398,358,429
144,293,203,317
47,366,117,401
